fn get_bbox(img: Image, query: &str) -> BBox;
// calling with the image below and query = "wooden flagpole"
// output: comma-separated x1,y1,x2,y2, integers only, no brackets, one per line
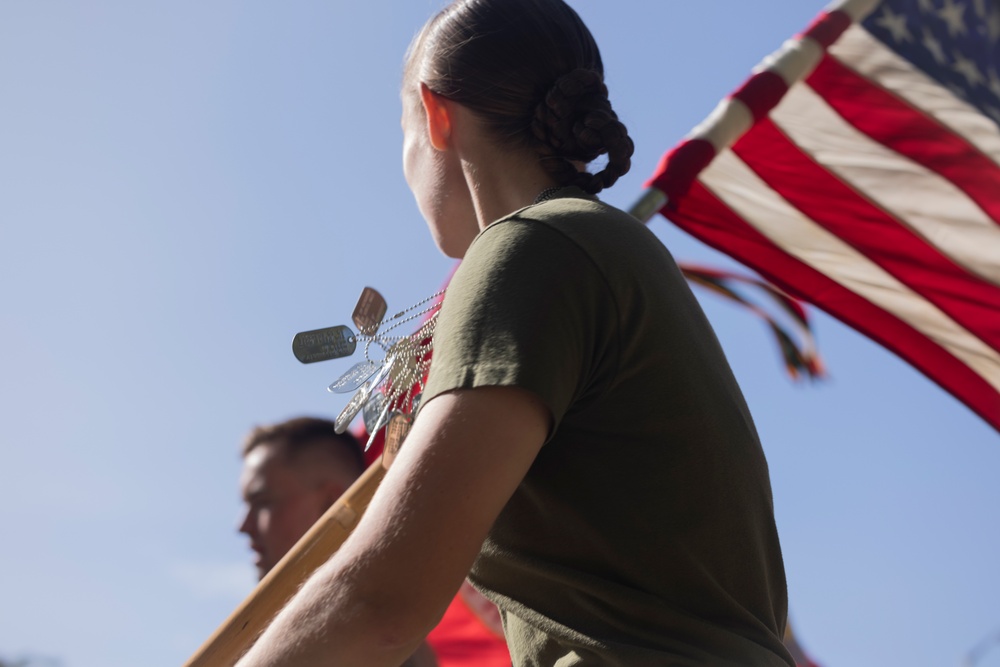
627,187,668,224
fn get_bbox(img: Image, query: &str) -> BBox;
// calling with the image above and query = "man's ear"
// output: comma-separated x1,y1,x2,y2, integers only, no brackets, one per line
420,82,453,151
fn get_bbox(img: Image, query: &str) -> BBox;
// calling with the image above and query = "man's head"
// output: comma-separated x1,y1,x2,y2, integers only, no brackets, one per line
238,417,365,579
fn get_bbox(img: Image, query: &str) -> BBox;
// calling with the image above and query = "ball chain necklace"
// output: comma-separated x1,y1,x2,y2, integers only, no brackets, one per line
290,189,563,458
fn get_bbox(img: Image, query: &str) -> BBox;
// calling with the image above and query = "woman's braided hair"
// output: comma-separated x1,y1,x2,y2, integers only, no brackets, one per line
411,0,633,194
532,68,634,193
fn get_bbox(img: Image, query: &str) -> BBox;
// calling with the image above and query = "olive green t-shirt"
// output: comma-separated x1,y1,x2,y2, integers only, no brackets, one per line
421,191,792,667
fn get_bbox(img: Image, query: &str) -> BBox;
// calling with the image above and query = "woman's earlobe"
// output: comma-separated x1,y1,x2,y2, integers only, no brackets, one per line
420,82,452,151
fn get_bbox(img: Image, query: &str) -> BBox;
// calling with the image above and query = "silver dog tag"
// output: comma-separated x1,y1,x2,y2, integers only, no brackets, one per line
363,391,390,434
335,385,369,434
328,360,381,394
292,325,357,364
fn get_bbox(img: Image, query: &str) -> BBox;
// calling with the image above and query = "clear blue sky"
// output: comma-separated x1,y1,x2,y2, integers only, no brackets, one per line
1,2,997,666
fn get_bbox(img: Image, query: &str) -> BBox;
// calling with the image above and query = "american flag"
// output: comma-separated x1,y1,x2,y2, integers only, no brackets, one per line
636,0,1000,432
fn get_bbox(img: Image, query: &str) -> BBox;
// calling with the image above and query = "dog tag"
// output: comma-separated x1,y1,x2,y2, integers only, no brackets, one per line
335,384,369,434
292,325,357,364
335,359,393,432
352,287,388,335
382,412,413,469
328,360,380,394
386,338,420,388
362,391,390,433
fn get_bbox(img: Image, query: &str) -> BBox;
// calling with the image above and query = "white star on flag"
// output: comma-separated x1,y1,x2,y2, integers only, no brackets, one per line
922,27,949,63
952,49,986,86
987,67,1000,98
938,0,969,36
877,5,914,42
988,8,1000,41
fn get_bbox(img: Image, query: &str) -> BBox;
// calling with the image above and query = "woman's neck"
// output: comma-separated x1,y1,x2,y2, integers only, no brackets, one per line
449,105,557,230
463,158,557,230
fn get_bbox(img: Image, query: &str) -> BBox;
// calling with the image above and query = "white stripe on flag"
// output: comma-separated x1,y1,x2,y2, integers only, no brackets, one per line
829,25,1000,167
772,83,1000,286
687,97,753,150
700,150,1000,390
754,36,824,85
826,0,881,23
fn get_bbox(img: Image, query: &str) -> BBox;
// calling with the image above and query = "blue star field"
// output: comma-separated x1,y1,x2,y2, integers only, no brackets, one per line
863,0,1000,127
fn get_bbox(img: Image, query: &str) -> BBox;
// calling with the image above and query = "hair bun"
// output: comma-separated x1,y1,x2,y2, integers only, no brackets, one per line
533,69,607,156
531,69,634,194
553,68,606,100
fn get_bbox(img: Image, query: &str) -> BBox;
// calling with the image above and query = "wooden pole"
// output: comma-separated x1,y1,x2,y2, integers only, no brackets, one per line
627,187,668,224
183,454,388,667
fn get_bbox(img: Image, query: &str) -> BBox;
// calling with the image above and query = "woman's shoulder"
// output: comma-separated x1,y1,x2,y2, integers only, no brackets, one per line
462,189,670,286
483,191,646,242
512,193,661,254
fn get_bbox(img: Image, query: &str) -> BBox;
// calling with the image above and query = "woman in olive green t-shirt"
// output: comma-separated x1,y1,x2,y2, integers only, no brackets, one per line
236,1,792,666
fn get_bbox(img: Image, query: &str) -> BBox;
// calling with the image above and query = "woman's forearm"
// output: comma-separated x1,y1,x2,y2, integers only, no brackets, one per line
235,549,427,667
236,387,546,666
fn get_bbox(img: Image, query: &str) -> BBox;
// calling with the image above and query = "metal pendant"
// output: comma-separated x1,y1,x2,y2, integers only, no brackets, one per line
335,362,391,434
382,411,413,469
352,287,388,335
292,325,357,364
362,391,390,434
328,359,380,394
296,286,444,439
334,385,368,434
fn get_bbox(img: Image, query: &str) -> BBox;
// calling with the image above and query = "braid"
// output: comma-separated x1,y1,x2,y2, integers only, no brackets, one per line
531,69,634,194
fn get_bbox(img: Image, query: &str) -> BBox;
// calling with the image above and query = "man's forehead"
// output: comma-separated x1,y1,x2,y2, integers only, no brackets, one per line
240,443,287,493
244,442,281,469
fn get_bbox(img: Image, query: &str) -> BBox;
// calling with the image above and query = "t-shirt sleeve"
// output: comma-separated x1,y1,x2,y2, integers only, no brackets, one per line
419,216,615,436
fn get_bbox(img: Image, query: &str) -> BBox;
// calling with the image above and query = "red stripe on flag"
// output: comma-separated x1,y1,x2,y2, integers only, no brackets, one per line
800,10,852,48
807,55,1000,226
668,181,1000,430
732,119,1000,353
646,139,716,203
733,71,788,122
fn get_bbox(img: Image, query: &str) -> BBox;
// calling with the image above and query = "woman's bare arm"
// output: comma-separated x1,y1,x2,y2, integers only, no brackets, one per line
236,385,549,667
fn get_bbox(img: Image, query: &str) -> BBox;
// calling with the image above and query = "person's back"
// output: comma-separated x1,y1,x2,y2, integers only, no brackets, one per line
235,2,791,665
426,192,789,665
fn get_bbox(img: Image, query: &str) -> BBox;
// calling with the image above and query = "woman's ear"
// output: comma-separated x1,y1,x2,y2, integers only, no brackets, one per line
420,82,453,151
